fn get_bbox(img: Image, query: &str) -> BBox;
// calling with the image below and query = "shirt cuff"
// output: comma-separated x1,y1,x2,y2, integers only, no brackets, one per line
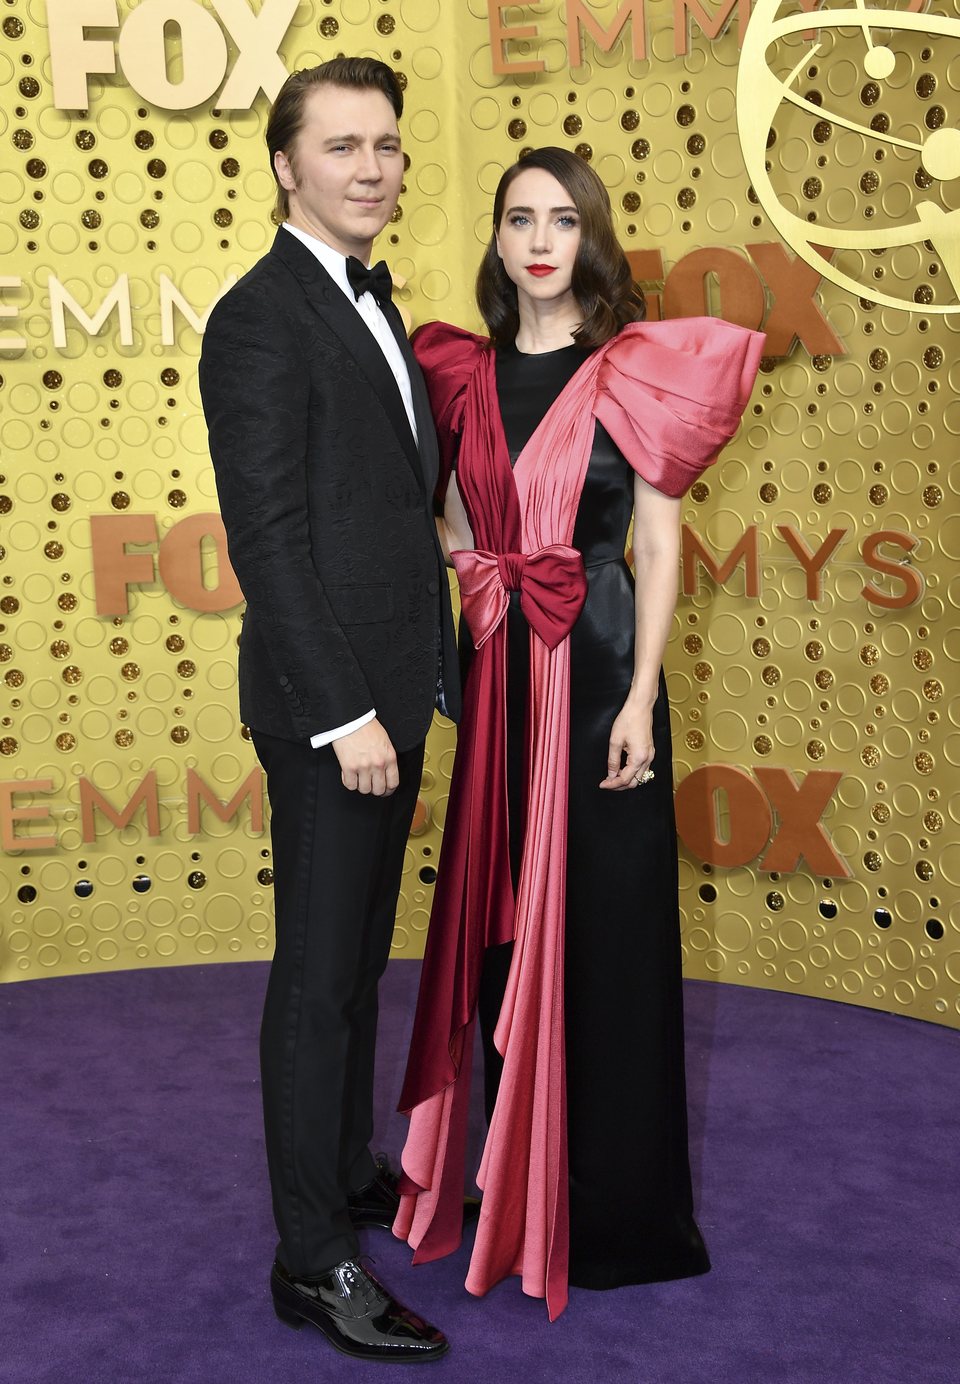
310,709,376,748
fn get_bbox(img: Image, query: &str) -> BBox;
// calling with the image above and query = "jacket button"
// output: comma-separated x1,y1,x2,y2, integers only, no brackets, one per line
427,579,439,595
279,675,290,687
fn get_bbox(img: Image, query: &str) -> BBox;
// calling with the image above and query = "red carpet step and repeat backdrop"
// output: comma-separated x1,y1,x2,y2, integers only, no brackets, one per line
1,1,958,1028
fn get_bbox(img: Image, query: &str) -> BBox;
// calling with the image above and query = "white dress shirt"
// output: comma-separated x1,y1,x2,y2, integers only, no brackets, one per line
281,223,418,748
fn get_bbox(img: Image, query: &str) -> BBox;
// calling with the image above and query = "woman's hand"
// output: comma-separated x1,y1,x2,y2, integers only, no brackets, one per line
599,698,655,791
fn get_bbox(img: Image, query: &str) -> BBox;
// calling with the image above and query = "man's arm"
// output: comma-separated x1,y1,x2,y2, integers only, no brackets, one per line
198,282,375,738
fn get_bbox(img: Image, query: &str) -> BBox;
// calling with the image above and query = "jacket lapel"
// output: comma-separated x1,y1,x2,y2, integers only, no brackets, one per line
271,230,425,489
382,298,440,497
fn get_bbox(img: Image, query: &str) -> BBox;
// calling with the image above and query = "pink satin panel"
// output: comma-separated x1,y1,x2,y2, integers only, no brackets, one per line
396,316,764,1320
595,318,767,497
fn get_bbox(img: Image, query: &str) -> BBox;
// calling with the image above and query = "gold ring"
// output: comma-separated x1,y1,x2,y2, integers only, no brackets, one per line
635,768,655,785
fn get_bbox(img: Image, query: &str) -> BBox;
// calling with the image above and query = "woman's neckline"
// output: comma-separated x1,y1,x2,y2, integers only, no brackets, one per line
508,340,582,358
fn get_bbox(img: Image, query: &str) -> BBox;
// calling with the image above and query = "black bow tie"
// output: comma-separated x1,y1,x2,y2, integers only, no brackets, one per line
345,256,393,305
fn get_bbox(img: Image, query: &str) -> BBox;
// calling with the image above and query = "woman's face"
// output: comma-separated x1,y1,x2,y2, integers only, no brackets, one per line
495,167,582,307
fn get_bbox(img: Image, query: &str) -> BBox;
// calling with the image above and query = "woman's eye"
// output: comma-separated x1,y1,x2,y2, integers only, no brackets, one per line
558,216,579,228
508,214,530,226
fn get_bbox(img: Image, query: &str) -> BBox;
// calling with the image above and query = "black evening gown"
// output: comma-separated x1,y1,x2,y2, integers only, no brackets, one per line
474,342,710,1290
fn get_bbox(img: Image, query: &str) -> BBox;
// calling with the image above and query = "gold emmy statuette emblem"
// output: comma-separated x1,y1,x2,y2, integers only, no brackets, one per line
738,0,960,313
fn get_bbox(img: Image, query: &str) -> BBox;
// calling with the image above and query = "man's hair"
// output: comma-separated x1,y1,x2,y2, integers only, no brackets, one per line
476,146,645,351
266,58,404,224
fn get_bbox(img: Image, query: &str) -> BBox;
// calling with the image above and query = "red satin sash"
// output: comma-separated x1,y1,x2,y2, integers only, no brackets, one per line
395,318,765,1319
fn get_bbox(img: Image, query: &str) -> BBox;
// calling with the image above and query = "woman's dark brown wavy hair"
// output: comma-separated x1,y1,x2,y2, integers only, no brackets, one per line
476,147,645,350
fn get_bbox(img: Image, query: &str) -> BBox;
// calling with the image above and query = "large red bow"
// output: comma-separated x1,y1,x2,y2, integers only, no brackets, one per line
451,546,588,652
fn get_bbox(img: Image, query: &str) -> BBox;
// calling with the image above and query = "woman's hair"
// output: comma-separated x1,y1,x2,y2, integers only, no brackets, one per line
266,58,404,224
476,147,645,351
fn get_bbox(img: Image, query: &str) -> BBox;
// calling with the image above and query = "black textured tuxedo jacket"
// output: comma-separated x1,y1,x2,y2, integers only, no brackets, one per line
198,229,460,753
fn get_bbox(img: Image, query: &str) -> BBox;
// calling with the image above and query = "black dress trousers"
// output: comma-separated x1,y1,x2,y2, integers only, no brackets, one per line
252,729,424,1278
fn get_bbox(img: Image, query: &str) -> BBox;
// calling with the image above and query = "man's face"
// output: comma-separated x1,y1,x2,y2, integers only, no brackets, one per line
275,84,403,260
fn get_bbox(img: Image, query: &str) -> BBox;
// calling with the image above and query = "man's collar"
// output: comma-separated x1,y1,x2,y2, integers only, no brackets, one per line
281,223,369,302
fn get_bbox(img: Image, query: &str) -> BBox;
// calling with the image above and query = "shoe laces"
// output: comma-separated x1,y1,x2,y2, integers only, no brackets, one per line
337,1258,383,1314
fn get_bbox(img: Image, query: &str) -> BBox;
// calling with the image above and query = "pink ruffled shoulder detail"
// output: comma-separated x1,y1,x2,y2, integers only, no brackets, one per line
412,321,490,488
594,316,765,498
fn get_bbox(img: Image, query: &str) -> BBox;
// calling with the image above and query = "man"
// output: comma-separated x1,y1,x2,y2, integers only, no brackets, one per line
199,58,460,1363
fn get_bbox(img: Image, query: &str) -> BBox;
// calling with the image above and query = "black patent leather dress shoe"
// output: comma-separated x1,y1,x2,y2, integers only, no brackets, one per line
271,1258,449,1362
348,1153,401,1230
349,1153,482,1230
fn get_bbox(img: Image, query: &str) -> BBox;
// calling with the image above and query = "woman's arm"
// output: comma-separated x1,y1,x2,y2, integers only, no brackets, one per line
599,473,682,791
436,471,475,565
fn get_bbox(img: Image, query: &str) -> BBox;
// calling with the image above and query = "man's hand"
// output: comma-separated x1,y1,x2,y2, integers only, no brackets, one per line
333,718,399,796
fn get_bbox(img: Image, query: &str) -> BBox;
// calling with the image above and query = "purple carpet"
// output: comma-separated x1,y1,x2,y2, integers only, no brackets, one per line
2,962,956,1384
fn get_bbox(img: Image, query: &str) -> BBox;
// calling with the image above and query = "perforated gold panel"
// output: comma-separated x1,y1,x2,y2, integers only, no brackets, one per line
1,1,958,1029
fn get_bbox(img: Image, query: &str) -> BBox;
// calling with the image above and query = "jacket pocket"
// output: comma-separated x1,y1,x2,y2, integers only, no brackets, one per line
327,583,394,625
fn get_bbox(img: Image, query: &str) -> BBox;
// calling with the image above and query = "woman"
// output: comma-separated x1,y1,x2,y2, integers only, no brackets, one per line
394,148,764,1319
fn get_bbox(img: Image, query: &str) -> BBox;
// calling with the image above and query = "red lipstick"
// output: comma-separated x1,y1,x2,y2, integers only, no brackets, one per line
525,264,556,277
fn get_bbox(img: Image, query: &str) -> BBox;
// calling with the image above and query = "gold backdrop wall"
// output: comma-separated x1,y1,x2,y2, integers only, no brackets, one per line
1,1,958,1029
